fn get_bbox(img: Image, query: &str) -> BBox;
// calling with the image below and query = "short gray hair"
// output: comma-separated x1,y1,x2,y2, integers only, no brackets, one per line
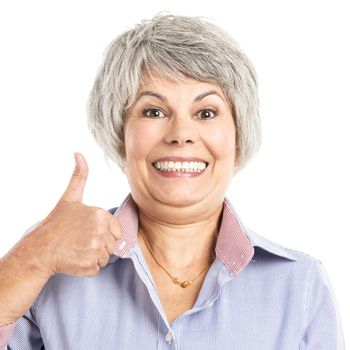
87,12,261,175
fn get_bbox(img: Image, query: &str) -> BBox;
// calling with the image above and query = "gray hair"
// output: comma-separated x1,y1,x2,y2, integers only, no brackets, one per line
87,12,261,175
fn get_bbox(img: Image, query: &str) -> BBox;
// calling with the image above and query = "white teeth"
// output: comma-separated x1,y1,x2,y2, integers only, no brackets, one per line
153,160,207,172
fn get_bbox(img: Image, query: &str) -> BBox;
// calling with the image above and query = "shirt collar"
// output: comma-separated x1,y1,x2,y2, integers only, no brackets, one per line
111,193,296,275
223,197,297,263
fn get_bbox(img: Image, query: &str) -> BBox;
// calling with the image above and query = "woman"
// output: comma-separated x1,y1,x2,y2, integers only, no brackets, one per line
0,13,345,349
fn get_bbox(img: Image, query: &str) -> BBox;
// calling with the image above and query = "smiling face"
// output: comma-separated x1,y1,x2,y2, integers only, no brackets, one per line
123,71,238,219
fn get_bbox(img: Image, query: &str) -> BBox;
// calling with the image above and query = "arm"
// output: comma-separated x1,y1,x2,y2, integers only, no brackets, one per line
299,260,346,349
0,226,51,348
0,153,121,348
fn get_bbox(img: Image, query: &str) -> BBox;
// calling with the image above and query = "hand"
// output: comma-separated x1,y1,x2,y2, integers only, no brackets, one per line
22,152,122,278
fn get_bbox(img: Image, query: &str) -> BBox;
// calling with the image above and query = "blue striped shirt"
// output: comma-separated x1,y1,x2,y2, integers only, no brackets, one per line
1,193,345,349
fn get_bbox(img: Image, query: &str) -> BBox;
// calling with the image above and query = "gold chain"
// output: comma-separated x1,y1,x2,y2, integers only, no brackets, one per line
138,226,216,288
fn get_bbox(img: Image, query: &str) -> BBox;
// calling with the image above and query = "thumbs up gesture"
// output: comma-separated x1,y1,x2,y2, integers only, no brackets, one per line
23,152,122,278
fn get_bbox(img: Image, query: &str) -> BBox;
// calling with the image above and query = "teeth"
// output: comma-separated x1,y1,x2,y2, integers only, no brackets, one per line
153,161,207,172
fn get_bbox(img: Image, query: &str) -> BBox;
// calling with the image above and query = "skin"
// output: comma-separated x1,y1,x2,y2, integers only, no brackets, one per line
123,71,239,273
0,153,122,325
0,72,239,326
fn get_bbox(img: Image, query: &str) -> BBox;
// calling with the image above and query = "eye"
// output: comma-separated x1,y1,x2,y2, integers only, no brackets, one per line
197,109,217,120
142,108,166,118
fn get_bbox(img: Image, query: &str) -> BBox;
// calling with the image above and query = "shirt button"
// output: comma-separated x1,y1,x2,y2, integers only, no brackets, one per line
118,240,126,250
165,331,173,343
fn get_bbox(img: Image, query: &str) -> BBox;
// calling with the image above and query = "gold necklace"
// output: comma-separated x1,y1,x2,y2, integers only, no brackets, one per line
138,226,216,288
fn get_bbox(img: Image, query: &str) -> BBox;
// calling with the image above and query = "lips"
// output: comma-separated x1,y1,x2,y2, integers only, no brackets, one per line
152,156,209,165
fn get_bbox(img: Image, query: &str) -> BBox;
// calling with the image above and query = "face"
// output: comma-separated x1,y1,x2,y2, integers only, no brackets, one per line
123,71,239,217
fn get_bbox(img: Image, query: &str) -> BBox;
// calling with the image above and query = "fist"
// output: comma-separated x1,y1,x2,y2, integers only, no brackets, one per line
23,152,122,278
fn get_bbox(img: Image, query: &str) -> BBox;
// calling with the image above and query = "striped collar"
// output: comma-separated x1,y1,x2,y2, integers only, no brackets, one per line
111,193,296,275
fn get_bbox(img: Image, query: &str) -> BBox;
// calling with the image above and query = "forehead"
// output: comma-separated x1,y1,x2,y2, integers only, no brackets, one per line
135,69,230,107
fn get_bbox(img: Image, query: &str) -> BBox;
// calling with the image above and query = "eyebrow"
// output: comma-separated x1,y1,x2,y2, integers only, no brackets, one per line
135,90,225,104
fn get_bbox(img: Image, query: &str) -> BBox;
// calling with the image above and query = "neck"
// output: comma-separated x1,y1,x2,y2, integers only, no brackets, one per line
137,202,223,272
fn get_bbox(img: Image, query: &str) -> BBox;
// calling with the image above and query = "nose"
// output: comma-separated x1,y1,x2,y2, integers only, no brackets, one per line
164,115,200,146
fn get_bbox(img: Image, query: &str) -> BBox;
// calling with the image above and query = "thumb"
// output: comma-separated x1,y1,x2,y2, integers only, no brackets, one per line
61,152,89,203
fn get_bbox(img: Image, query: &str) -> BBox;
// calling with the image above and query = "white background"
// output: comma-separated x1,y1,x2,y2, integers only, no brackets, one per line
0,0,349,342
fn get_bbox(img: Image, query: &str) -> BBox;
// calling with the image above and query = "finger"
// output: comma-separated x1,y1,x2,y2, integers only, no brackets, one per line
105,233,117,255
108,216,122,241
97,250,110,268
61,152,89,203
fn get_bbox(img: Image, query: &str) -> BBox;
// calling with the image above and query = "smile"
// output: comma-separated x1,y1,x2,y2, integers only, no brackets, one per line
152,160,208,173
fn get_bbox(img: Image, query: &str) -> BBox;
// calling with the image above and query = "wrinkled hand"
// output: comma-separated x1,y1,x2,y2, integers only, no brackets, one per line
25,152,122,278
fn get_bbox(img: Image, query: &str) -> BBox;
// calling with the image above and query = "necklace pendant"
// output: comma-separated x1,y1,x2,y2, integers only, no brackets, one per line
181,280,191,288
173,278,191,288
173,277,180,285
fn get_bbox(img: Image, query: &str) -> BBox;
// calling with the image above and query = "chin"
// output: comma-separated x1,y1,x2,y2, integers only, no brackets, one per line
152,189,207,208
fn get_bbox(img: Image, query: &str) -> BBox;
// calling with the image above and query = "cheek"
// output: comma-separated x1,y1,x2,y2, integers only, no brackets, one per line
203,124,236,160
125,122,160,159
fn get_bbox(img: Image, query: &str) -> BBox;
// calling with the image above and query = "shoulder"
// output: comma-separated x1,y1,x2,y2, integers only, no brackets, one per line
245,227,321,266
243,227,335,294
245,229,344,346
245,228,339,309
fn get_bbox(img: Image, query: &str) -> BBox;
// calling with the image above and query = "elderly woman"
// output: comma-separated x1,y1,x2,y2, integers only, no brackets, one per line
0,13,345,349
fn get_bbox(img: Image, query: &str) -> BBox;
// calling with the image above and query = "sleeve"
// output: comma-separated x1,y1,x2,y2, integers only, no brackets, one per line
300,259,346,349
0,308,44,350
0,221,45,350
